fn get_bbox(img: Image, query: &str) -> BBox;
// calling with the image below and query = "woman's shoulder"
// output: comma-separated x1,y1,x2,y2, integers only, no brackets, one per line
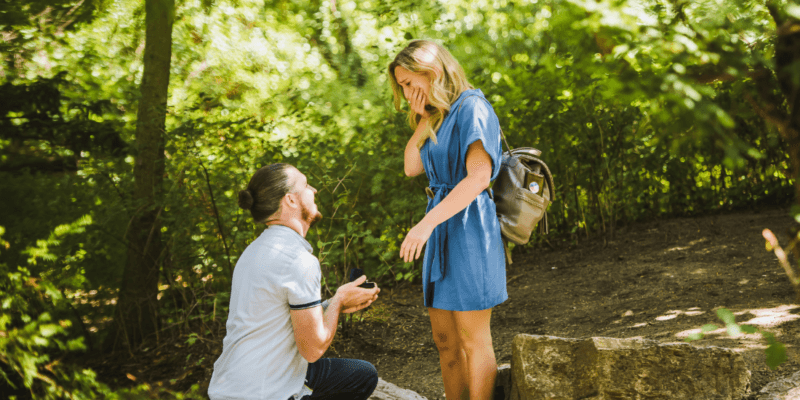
454,89,494,118
453,88,483,105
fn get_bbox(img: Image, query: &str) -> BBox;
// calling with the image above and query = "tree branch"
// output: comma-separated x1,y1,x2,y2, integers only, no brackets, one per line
762,229,800,302
198,160,234,280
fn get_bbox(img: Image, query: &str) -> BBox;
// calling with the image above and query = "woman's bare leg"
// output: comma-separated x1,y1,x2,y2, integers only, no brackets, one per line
429,308,469,399
454,309,496,400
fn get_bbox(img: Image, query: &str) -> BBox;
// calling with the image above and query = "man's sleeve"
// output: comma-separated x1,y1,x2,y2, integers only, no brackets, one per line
284,255,323,310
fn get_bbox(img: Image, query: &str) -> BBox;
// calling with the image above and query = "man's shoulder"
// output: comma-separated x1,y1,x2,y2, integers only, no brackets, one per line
290,251,321,278
254,229,310,259
249,230,319,276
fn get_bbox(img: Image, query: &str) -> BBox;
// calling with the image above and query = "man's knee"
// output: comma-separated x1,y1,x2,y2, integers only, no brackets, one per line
354,359,378,396
363,360,378,385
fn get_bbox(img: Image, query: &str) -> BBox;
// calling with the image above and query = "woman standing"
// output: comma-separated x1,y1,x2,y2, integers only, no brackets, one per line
389,40,507,400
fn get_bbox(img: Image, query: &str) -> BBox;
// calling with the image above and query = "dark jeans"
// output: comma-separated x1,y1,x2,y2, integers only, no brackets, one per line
291,358,378,400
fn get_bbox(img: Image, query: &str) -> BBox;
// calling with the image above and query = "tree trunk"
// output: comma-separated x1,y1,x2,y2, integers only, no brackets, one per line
105,0,174,352
773,14,800,205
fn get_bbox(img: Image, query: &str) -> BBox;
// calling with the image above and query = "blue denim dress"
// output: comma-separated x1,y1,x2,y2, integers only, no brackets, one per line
419,89,508,311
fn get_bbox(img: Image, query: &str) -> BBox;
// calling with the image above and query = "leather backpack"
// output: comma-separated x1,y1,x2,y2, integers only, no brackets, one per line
455,96,556,263
493,143,555,245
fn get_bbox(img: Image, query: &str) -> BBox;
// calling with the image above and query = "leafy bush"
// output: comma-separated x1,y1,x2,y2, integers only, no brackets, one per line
0,0,796,374
0,224,206,399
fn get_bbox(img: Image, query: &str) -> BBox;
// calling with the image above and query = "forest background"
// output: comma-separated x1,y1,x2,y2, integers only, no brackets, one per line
1,0,800,397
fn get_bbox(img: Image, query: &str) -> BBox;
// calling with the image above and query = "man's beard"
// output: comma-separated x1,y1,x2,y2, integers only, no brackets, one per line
301,203,323,227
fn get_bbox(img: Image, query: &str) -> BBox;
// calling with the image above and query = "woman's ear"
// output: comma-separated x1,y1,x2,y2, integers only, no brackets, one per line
425,70,438,82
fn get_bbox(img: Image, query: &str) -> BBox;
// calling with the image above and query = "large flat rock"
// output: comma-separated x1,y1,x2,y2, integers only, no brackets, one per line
757,370,800,400
369,378,428,400
510,334,750,400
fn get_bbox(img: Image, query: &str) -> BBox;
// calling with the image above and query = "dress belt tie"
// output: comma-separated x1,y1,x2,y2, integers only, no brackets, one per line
425,183,457,199
423,182,494,302
424,184,455,289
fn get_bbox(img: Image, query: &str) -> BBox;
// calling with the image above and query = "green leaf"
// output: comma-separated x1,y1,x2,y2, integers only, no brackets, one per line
685,332,704,342
726,323,741,337
39,324,59,338
765,342,788,370
67,337,86,351
186,333,198,346
33,336,49,346
700,324,718,333
740,325,758,334
715,109,735,128
716,308,735,325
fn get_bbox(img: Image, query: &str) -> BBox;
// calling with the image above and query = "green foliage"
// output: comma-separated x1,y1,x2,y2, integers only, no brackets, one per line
0,0,797,390
686,308,787,370
0,225,207,398
4,0,793,292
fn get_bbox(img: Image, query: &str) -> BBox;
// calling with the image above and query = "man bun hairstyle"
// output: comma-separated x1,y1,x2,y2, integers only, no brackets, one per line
240,163,295,223
238,189,255,210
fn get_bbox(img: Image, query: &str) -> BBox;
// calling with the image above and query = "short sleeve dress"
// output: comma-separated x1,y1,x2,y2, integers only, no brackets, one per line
419,88,508,311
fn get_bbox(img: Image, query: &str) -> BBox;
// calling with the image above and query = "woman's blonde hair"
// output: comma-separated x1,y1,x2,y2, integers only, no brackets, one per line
389,40,473,149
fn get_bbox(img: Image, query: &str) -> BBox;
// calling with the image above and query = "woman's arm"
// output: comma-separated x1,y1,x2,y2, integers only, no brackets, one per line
422,140,491,225
399,140,492,262
404,118,427,177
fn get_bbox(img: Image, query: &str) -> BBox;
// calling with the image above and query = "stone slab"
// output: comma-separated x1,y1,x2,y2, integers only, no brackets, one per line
369,378,428,400
757,370,800,400
510,334,750,400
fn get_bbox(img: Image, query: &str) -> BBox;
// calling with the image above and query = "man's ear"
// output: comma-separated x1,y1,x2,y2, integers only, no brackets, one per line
283,191,300,211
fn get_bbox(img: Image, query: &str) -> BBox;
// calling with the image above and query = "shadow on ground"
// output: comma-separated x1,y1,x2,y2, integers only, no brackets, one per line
327,207,800,399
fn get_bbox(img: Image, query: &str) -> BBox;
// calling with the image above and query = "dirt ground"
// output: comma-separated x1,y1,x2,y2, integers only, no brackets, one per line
81,207,800,399
325,207,800,399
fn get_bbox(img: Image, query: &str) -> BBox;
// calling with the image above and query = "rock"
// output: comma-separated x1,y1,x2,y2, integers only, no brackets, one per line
369,378,428,400
510,334,750,400
757,371,800,400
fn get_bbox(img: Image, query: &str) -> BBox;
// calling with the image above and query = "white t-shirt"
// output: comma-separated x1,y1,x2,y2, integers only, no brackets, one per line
208,225,322,400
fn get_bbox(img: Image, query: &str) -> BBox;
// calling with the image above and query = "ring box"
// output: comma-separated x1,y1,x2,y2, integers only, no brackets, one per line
348,268,376,289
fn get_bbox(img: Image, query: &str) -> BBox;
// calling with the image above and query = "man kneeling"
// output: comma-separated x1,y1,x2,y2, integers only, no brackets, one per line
208,163,380,400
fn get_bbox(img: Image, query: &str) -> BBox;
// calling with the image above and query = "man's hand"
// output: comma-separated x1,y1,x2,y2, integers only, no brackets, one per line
334,275,380,314
291,275,379,362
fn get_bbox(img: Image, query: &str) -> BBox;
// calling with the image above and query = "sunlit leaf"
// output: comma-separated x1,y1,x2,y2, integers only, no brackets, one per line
700,324,718,333
685,332,704,342
726,323,742,337
716,308,736,325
